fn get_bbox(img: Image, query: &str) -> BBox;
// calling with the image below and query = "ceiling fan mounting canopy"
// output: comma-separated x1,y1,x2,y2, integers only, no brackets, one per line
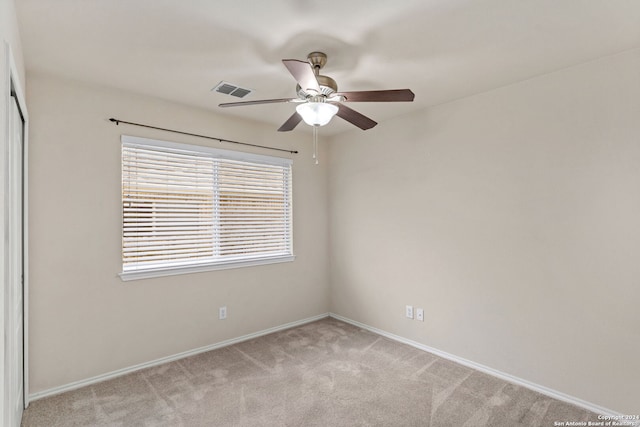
307,51,328,70
218,51,415,132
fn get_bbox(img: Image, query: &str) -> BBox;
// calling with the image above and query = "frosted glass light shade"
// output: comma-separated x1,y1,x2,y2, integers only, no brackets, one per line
296,102,339,126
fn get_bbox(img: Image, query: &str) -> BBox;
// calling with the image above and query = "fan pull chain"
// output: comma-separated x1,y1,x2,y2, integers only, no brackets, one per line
313,125,319,165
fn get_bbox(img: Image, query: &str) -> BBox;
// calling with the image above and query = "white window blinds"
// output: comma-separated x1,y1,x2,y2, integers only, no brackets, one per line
121,135,293,280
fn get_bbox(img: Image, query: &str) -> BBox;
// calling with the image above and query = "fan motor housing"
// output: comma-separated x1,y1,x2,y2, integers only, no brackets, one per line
296,75,337,98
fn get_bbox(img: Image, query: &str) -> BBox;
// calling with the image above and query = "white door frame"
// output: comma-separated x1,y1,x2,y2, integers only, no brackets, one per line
2,41,29,422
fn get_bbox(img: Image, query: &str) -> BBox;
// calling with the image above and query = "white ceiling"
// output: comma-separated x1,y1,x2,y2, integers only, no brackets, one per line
16,0,640,135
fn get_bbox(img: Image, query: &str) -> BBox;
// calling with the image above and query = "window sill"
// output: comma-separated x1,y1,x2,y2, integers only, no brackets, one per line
119,255,296,282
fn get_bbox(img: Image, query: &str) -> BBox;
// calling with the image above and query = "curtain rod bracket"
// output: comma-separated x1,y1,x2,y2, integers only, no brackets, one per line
108,117,298,154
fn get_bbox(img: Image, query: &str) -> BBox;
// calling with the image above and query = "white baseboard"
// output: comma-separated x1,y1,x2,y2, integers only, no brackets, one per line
329,312,628,420
29,312,329,402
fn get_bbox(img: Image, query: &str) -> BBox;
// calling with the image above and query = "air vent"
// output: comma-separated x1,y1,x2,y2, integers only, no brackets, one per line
212,81,252,98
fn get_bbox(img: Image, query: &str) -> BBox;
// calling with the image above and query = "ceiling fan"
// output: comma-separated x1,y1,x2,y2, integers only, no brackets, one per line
218,52,415,132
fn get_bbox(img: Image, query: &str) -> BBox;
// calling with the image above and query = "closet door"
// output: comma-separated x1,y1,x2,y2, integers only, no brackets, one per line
5,94,25,427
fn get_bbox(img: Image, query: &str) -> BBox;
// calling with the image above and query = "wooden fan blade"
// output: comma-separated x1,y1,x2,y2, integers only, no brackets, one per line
219,98,296,108
278,112,303,132
282,59,321,94
334,103,377,130
334,89,415,102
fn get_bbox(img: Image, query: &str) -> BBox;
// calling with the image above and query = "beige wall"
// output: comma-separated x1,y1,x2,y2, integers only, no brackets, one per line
0,0,25,82
26,72,329,393
328,49,640,413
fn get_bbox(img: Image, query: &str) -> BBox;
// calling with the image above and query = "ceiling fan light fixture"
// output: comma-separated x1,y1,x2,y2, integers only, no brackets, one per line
296,101,339,127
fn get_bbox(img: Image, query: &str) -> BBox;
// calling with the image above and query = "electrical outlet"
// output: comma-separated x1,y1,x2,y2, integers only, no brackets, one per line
416,308,424,321
406,305,414,319
219,306,227,320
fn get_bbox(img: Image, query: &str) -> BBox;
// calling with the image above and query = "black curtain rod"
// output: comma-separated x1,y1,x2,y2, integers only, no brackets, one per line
109,118,298,154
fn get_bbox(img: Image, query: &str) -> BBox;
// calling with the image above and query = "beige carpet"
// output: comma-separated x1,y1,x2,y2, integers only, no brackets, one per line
22,318,600,426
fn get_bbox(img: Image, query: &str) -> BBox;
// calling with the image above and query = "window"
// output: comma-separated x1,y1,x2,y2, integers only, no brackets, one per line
120,135,293,280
